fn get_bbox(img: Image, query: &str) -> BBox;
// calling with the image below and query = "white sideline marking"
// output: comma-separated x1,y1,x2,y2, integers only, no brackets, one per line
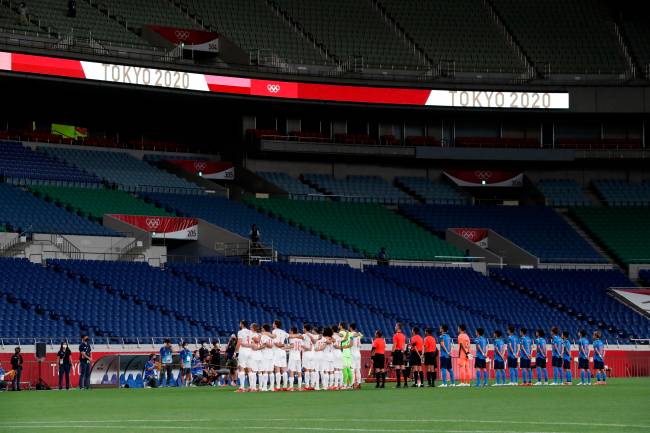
2,427,570,433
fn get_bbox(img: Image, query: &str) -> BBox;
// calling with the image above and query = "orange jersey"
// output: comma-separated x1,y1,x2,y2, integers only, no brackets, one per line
372,338,386,355
458,332,471,359
410,335,424,353
424,335,437,353
392,332,406,350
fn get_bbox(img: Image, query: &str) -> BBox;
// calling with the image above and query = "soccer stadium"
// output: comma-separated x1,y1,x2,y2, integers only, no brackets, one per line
0,0,649,432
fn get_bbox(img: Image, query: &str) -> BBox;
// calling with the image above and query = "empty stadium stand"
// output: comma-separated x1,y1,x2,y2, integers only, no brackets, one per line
0,183,116,235
302,174,415,204
536,179,592,207
145,193,359,258
28,186,172,220
592,180,650,206
39,147,203,194
255,171,323,199
95,0,199,34
400,204,605,263
570,207,650,264
244,198,462,261
395,177,467,205
493,268,647,340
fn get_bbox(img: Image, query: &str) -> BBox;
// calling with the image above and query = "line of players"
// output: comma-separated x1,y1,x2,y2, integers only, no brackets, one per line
235,320,364,392
374,323,607,388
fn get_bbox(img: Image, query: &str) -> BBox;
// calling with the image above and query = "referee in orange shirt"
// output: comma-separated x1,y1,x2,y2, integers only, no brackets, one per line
424,328,437,387
392,323,407,388
410,327,425,387
371,330,386,388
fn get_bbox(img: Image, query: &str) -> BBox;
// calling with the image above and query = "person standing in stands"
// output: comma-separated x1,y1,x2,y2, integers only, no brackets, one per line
377,247,389,266
392,323,407,388
78,335,92,390
409,327,424,387
371,330,386,388
249,224,261,251
423,328,437,387
10,347,23,391
18,3,28,26
159,339,174,387
57,341,72,390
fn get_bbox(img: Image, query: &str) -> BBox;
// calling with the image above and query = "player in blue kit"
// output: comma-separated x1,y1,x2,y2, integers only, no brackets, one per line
592,331,606,385
550,327,563,385
577,329,591,386
534,329,549,385
492,329,506,386
438,324,454,387
474,328,488,387
519,328,533,386
562,330,573,385
506,326,519,385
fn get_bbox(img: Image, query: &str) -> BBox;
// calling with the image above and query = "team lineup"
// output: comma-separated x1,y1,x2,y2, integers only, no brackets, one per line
234,320,608,392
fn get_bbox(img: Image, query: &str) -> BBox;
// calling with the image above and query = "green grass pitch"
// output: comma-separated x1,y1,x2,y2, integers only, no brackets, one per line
1,378,649,433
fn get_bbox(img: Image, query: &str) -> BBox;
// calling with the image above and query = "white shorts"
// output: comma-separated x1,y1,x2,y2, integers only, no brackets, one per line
302,351,314,370
288,355,302,372
352,352,361,370
238,350,251,369
333,350,344,370
316,355,330,372
274,350,287,368
262,356,274,372
249,351,262,372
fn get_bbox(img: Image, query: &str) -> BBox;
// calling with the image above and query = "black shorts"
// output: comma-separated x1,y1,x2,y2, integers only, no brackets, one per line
520,358,531,369
594,360,604,370
578,358,589,369
552,356,562,368
494,360,505,370
392,350,404,366
507,358,518,369
182,367,191,375
372,354,386,369
409,351,422,366
562,359,571,369
536,358,546,368
439,356,452,370
424,352,436,366
474,358,486,369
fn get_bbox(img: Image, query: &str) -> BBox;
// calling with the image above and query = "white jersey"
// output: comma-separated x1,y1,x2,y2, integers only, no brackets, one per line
272,329,288,356
288,337,302,361
261,334,274,359
351,332,362,357
237,328,252,354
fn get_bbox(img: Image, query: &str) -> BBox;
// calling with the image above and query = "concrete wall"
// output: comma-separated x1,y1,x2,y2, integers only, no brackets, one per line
487,230,539,267
445,229,502,266
0,232,18,246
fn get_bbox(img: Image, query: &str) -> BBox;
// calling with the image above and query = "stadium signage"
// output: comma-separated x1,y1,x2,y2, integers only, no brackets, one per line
110,214,199,239
444,170,524,187
0,51,570,109
166,160,235,180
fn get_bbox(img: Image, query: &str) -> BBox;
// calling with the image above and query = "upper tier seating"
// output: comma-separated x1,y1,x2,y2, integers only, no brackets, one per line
39,147,202,194
96,0,199,33
184,0,325,64
302,174,415,204
0,183,116,235
29,186,172,220
621,16,650,71
0,141,99,185
400,204,605,263
640,270,650,286
244,198,462,261
378,0,524,72
493,268,646,340
491,0,627,74
0,258,203,339
145,193,359,258
536,179,592,207
395,177,467,205
570,207,650,264
255,171,323,200
273,0,421,67
592,180,650,206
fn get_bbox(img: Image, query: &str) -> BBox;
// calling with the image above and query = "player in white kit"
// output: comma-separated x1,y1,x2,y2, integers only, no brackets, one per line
301,324,315,390
332,326,344,390
272,320,289,391
287,326,303,391
259,324,274,391
236,320,252,393
249,323,263,392
349,323,363,389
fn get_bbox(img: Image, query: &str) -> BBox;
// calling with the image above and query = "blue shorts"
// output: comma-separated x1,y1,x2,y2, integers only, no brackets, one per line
440,357,452,370
578,358,589,369
594,360,604,370
474,358,486,369
507,358,518,369
535,358,546,368
494,360,505,370
520,358,531,369
563,359,571,370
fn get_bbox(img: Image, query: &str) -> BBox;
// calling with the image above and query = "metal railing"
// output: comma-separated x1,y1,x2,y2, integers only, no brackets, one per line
49,234,82,260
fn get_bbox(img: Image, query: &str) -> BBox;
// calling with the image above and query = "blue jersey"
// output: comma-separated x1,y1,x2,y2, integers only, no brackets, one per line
535,337,547,359
563,339,571,361
593,339,605,361
520,336,532,360
180,348,192,367
191,357,203,376
552,335,562,358
507,334,519,359
578,337,590,359
160,346,173,365
494,338,505,361
143,360,156,379
474,336,487,360
439,333,451,358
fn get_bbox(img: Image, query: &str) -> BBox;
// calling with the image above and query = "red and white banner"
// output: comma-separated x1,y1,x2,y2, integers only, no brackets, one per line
166,160,234,180
0,51,570,109
452,228,488,248
145,25,219,52
444,170,524,187
110,215,198,239
612,289,650,316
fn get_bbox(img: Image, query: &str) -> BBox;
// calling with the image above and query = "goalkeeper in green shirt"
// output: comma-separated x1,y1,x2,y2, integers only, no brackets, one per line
339,322,354,389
